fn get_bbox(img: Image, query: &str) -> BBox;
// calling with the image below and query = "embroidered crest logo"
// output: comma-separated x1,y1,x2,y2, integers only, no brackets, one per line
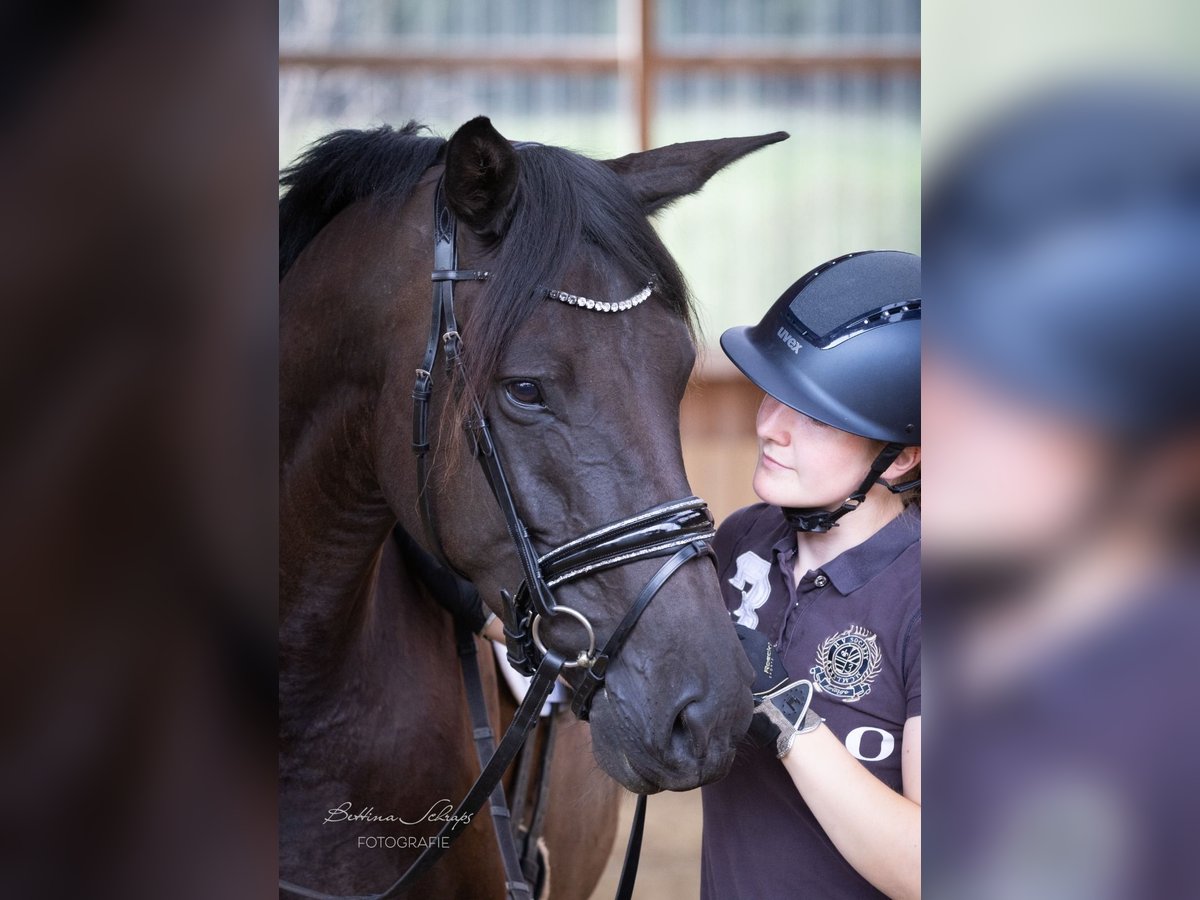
728,551,772,629
810,625,882,702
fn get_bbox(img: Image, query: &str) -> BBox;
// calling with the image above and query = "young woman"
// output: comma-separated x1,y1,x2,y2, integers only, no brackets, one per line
700,251,922,900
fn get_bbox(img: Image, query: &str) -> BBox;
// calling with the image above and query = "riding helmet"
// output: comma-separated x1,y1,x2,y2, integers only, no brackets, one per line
924,85,1200,441
720,250,921,445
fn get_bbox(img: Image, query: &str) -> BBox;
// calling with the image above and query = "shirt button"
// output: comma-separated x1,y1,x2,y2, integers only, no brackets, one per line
814,574,828,588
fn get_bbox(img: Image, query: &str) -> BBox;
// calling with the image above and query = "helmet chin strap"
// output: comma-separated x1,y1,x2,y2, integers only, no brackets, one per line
783,442,917,534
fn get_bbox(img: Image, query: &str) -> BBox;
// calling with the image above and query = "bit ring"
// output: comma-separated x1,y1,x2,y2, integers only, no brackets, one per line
531,605,596,668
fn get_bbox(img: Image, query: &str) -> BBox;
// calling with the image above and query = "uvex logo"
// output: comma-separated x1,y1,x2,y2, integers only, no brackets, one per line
777,326,802,354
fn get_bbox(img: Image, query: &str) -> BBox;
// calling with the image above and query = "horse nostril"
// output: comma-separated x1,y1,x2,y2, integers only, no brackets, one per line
670,698,710,759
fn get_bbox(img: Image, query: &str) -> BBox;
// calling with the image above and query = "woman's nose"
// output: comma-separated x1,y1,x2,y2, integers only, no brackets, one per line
757,395,790,445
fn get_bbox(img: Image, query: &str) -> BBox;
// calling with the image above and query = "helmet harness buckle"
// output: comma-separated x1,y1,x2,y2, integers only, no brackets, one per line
783,441,918,533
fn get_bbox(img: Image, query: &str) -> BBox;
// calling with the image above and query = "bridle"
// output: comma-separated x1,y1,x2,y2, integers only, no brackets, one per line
412,175,718,718
281,172,718,900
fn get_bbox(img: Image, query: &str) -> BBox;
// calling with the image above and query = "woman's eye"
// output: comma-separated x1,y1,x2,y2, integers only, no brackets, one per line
505,380,545,408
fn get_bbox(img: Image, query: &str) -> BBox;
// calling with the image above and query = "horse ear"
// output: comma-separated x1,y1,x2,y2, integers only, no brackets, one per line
443,116,520,238
603,132,789,214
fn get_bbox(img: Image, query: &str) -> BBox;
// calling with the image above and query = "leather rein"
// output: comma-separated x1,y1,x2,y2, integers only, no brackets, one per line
280,177,718,900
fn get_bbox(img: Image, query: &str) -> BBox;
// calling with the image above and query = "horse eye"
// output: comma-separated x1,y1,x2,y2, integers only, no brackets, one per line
505,379,545,408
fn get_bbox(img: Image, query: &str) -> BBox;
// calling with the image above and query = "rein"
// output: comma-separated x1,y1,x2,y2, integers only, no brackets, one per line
281,175,717,899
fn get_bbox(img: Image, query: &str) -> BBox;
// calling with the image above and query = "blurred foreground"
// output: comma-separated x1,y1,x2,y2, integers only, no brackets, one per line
1,4,277,899
923,73,1200,900
5,2,1200,899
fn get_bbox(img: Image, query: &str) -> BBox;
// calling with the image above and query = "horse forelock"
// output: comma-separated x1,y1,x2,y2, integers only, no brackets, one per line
457,142,696,404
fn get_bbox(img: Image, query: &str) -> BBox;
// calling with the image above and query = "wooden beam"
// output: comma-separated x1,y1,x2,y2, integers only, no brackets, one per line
656,47,920,73
278,48,919,76
277,48,621,73
638,0,655,151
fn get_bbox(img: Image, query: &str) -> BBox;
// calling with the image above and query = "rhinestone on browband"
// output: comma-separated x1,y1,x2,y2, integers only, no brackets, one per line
547,280,654,313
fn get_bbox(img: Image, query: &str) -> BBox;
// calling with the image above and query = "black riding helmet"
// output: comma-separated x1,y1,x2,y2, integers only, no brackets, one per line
924,85,1200,441
721,250,921,532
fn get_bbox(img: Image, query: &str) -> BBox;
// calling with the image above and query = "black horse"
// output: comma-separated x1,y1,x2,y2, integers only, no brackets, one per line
279,117,785,898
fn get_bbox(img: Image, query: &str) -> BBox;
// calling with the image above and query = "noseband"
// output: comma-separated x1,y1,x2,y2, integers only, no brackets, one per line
412,176,717,719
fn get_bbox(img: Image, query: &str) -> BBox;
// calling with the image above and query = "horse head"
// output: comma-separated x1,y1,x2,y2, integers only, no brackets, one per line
280,117,786,795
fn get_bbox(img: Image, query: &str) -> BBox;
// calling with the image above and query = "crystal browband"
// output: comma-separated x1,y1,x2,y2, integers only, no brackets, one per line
547,280,654,313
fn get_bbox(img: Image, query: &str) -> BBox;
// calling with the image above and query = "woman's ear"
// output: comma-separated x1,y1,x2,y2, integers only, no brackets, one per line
443,116,519,240
883,445,921,482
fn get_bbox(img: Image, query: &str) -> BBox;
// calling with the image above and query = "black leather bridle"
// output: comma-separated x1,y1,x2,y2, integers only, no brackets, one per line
280,175,718,900
412,176,718,715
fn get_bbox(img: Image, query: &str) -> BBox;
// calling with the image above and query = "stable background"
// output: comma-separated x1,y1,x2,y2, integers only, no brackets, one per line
280,2,919,895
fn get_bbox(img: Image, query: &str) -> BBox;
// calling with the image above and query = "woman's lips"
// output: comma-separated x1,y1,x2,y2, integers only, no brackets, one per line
760,451,789,471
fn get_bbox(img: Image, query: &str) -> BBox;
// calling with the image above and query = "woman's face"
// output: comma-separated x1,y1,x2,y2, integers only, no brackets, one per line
752,394,885,509
921,352,1109,560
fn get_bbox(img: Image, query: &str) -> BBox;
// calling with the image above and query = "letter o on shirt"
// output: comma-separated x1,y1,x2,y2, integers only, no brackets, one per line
844,726,896,762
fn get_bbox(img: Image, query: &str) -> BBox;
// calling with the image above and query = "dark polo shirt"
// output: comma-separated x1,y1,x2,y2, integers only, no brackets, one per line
701,503,921,900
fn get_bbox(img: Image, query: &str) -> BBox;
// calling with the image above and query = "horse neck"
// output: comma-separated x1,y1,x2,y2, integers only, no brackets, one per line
279,384,394,701
278,188,440,730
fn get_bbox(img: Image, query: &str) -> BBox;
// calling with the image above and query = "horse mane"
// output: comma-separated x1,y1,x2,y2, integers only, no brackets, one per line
279,121,446,280
279,121,696,396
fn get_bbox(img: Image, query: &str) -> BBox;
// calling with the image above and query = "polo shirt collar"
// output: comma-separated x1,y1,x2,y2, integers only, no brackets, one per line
770,506,921,596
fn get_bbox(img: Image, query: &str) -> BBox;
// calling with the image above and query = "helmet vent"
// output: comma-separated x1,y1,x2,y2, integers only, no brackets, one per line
783,251,922,345
787,298,921,349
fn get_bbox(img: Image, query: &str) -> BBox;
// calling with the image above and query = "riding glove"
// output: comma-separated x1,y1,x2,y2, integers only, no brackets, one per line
735,622,792,698
748,679,823,758
735,622,823,757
